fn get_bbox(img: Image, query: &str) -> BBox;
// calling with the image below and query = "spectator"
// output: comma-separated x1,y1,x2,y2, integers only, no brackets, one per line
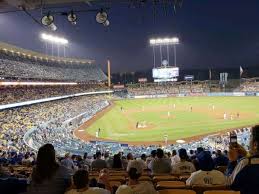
225,144,247,176
123,153,133,170
137,154,147,169
116,160,156,194
92,152,107,170
172,148,196,175
61,153,75,171
171,149,180,165
213,150,229,167
80,153,91,171
65,169,110,194
192,147,205,170
150,148,171,174
27,144,71,194
186,151,226,186
231,125,259,194
147,150,157,169
189,150,196,160
112,154,122,169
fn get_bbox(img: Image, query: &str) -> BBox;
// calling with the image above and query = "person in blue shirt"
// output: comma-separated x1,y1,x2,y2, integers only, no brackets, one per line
213,150,229,167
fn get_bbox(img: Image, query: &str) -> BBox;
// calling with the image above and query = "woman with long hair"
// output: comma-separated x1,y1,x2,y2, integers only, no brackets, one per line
27,144,71,194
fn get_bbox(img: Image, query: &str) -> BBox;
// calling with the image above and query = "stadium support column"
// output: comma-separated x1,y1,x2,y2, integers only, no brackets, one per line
107,60,111,88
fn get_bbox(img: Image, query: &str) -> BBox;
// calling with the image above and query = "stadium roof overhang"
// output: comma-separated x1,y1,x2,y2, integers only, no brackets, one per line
0,41,95,64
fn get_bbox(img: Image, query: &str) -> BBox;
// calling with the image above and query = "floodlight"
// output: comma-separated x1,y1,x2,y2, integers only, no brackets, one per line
67,11,77,25
96,10,108,24
41,33,68,45
103,20,110,27
41,14,57,31
149,37,180,45
150,39,156,44
171,37,179,44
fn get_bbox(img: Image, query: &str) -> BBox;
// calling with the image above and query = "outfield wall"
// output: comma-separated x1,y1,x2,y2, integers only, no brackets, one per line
132,92,259,99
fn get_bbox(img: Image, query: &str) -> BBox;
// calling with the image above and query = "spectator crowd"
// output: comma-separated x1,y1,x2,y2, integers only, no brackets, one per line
0,85,109,105
0,49,107,82
0,125,258,194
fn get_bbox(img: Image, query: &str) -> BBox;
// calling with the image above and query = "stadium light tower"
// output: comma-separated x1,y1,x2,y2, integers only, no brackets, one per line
41,33,68,45
149,37,179,67
40,33,68,57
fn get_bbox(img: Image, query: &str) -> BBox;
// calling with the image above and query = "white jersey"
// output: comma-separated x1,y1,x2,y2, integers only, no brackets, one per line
66,187,110,194
116,182,157,194
224,113,227,120
186,170,226,186
171,155,181,166
172,161,196,175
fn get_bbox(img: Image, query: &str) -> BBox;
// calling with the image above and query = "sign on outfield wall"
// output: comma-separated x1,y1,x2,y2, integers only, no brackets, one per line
245,92,256,96
256,93,259,96
113,84,125,89
233,92,245,96
134,94,168,99
138,78,147,83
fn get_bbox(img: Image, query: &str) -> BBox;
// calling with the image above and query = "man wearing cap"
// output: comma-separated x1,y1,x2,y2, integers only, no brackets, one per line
186,151,225,186
172,148,196,175
116,160,156,194
230,125,259,194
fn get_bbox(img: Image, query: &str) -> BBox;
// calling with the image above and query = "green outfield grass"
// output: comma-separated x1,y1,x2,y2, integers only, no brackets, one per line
86,97,259,142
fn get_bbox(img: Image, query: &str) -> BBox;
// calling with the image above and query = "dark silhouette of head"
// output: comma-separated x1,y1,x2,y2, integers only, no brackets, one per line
96,151,102,159
73,170,89,189
197,151,214,171
32,144,59,184
178,148,188,160
112,154,122,168
157,148,164,159
151,150,157,158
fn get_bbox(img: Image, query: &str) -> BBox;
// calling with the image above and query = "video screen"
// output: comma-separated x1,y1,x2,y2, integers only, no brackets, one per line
152,67,179,79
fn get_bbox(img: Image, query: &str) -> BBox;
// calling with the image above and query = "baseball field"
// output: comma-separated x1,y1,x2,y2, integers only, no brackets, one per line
75,96,259,144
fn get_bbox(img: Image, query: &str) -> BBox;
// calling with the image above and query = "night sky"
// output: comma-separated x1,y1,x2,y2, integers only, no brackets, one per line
0,0,259,73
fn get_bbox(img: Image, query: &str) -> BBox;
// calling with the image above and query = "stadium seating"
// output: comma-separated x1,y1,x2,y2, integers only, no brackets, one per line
156,181,186,190
0,50,107,82
153,175,179,182
192,185,227,194
204,191,240,194
158,189,196,194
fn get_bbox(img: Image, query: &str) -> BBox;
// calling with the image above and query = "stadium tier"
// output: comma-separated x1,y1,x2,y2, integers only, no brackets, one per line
0,43,107,82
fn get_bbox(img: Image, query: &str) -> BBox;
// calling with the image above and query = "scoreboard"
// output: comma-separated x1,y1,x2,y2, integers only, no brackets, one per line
152,67,179,82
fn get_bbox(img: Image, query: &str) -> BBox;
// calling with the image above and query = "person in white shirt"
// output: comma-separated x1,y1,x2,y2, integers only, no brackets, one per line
150,148,172,174
136,154,147,169
117,160,156,194
171,150,180,166
186,151,226,186
172,148,196,175
147,150,157,170
65,169,110,194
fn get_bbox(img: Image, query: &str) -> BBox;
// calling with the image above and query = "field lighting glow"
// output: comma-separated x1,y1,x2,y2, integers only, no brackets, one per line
0,81,77,86
41,33,68,45
150,37,179,45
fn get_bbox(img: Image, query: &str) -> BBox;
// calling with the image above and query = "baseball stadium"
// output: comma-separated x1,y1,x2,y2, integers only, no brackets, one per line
1,1,259,194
